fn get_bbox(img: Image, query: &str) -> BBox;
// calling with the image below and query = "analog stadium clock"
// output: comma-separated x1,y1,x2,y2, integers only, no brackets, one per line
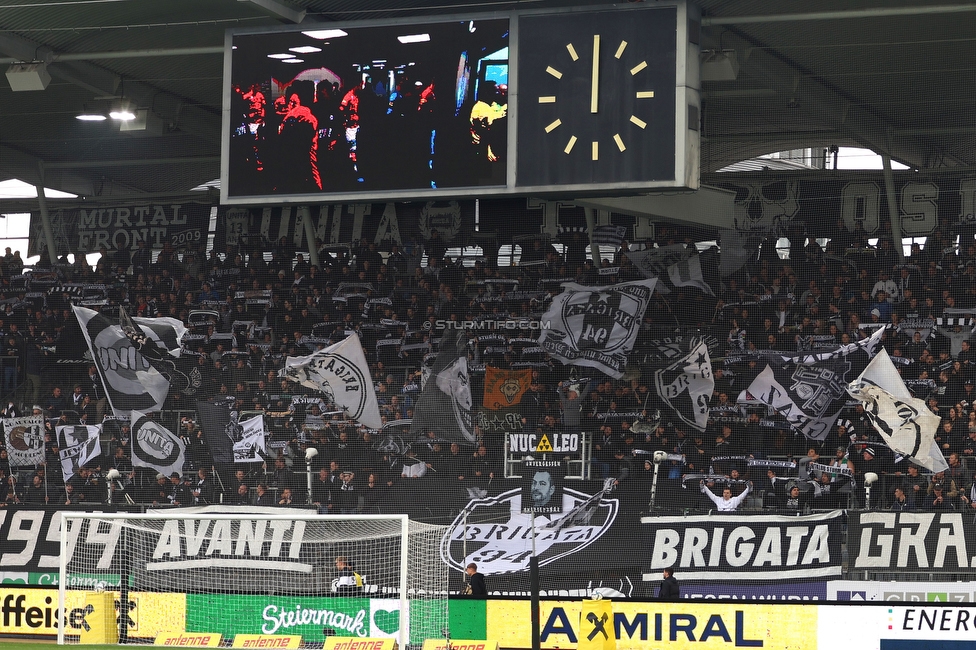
516,7,681,188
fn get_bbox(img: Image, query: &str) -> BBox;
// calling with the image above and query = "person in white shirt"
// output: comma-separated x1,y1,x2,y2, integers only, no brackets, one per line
871,271,898,303
700,480,752,511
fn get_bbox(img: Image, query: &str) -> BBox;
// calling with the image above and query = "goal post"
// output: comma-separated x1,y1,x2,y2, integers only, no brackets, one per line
57,510,449,648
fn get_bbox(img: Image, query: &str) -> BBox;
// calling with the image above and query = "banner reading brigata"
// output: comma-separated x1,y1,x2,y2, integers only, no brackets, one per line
29,202,211,257
641,511,844,581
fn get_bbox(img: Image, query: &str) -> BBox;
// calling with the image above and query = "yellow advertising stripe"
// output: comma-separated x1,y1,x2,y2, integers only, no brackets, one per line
325,638,396,650
232,634,303,648
0,588,185,637
486,601,818,650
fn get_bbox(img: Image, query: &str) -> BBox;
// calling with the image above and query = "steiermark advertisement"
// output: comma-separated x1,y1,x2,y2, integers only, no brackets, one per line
185,596,439,643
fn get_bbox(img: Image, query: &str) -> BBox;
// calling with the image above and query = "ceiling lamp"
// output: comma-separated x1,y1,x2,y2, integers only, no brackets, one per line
398,34,431,44
302,29,348,40
701,50,740,82
5,62,50,92
75,111,107,121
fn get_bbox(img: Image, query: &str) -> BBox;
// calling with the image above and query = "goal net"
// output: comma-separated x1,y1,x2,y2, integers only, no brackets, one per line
57,509,449,648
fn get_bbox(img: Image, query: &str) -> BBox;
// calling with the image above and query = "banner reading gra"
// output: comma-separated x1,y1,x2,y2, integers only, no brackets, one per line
849,511,976,573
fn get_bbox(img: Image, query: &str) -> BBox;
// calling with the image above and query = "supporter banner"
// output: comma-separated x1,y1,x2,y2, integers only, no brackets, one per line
621,245,690,284
539,279,657,379
29,202,211,257
131,410,187,477
3,415,44,467
410,329,475,445
828,580,976,602
484,601,816,650
280,334,382,429
195,400,241,464
667,255,714,296
72,305,175,416
653,337,713,432
507,432,582,455
711,172,976,236
233,413,266,463
743,358,849,441
849,511,976,573
482,367,532,410
848,349,947,472
522,459,564,515
215,201,475,251
0,506,134,576
57,424,102,480
641,511,845,581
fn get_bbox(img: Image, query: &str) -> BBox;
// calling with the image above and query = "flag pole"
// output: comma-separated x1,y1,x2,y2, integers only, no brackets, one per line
530,514,540,650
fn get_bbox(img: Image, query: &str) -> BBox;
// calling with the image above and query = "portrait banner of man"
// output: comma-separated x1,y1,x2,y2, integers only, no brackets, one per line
522,459,564,515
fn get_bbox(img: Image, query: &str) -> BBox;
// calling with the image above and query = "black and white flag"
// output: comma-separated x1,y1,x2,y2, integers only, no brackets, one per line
57,425,102,481
667,255,714,296
130,410,186,477
539,279,657,379
591,225,628,247
409,328,476,445
194,399,237,464
622,245,690,286
653,338,714,431
233,414,266,463
279,334,382,429
73,305,186,416
744,356,851,441
848,349,947,473
3,416,44,467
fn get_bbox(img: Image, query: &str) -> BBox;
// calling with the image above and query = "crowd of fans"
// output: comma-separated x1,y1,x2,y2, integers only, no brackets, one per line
1,216,976,515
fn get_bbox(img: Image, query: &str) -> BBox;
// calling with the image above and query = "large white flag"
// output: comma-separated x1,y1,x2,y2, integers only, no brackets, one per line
130,410,186,477
653,338,714,431
848,349,947,472
280,334,382,429
667,256,714,296
57,424,102,481
72,305,186,415
539,278,657,379
3,415,44,467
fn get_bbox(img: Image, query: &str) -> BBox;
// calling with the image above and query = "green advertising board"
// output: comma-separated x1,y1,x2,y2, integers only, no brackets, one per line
185,595,446,644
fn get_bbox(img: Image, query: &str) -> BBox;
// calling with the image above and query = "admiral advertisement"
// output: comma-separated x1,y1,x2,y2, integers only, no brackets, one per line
848,511,976,573
28,202,211,257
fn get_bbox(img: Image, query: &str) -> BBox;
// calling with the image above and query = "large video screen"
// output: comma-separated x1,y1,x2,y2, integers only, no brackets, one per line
225,19,510,200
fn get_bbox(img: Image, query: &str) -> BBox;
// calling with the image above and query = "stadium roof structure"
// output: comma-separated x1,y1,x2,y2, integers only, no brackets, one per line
0,0,973,205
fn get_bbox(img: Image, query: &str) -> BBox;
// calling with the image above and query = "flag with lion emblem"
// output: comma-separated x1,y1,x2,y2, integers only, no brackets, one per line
483,367,532,410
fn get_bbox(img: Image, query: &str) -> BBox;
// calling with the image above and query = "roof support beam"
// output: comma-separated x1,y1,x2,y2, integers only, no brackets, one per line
239,0,306,23
0,32,220,143
703,4,976,26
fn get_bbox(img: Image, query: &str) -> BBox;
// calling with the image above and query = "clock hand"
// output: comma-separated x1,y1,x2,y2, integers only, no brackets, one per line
590,34,601,114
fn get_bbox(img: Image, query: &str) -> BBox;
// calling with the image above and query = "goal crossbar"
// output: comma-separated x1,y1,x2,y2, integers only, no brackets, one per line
57,512,438,648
